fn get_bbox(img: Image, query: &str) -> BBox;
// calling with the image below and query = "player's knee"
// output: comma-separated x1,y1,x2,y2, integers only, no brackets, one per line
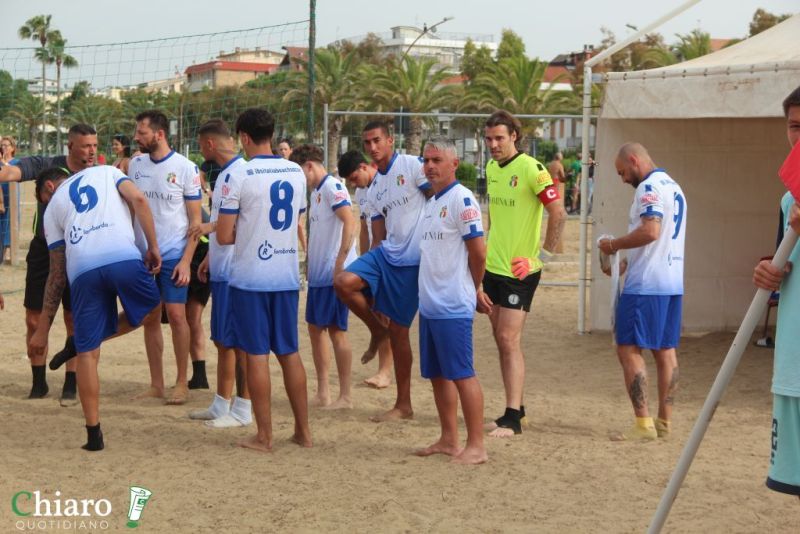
165,305,187,325
494,328,520,353
25,311,40,333
333,272,357,295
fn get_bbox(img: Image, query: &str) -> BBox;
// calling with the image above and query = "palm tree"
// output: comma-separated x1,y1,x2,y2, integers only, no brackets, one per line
9,92,48,153
65,95,125,139
283,47,362,169
18,15,56,154
467,56,570,140
369,56,455,155
37,31,78,150
673,29,712,62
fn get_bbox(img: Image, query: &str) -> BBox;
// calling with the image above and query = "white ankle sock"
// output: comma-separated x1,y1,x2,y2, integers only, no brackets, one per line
230,396,252,423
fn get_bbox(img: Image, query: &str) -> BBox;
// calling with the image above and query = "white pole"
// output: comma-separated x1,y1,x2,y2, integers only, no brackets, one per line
648,229,799,533
577,66,592,334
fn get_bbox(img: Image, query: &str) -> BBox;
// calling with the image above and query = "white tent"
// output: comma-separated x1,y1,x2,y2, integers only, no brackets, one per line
591,14,800,332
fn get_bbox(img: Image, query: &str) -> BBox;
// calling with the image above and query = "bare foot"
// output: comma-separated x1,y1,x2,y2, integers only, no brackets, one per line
488,427,516,438
361,326,389,364
322,397,353,410
363,373,391,389
370,407,413,422
238,434,272,453
290,432,313,448
451,446,488,465
414,439,461,457
132,386,164,400
165,383,189,405
310,392,331,407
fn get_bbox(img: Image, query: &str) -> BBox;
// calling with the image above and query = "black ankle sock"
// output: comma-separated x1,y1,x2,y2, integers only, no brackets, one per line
188,361,209,389
49,336,77,371
494,407,523,435
82,423,104,451
62,371,77,395
29,365,48,398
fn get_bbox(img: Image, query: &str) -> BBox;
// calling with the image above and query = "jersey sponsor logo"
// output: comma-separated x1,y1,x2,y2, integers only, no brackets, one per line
256,239,296,261
142,190,176,202
640,192,660,205
69,225,83,245
509,175,519,188
375,188,388,201
439,206,448,218
221,184,230,197
333,191,348,203
396,175,405,186
133,170,149,180
508,293,520,305
460,207,480,222
536,172,551,185
166,172,177,184
422,230,444,241
192,175,201,186
490,196,515,208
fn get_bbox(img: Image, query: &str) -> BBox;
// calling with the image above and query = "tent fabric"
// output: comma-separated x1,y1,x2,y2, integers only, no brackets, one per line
601,14,800,119
590,15,798,332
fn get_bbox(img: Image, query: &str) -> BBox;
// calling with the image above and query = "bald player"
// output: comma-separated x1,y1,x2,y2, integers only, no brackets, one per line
598,142,686,441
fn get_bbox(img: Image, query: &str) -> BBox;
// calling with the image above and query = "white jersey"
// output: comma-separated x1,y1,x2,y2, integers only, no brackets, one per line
308,175,358,287
43,165,142,283
367,153,430,266
221,155,307,292
623,169,687,296
129,150,201,261
208,155,245,282
419,182,484,319
355,186,373,246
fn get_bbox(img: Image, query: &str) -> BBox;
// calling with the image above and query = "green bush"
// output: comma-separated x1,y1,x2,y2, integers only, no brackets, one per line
456,161,478,191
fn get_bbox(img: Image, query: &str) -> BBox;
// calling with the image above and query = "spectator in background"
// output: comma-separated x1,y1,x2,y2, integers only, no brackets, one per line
0,136,16,262
277,138,293,160
111,134,132,175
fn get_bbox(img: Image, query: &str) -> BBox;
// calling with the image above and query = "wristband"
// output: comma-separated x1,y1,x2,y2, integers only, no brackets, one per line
538,248,554,264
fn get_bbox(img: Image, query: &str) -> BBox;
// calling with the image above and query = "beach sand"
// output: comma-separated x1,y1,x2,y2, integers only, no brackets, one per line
1,217,799,533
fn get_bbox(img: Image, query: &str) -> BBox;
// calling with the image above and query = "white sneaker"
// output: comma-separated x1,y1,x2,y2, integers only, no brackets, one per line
204,413,251,428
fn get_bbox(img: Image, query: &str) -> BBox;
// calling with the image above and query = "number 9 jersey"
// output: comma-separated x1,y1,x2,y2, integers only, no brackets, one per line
623,168,687,296
220,155,307,292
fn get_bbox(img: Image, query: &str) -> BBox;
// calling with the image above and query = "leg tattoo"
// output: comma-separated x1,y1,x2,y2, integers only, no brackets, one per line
629,372,647,411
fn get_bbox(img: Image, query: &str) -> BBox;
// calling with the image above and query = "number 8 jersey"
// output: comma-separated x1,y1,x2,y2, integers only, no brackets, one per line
220,155,307,292
623,168,687,296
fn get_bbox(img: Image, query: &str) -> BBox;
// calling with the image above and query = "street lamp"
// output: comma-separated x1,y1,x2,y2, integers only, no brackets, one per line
400,16,455,61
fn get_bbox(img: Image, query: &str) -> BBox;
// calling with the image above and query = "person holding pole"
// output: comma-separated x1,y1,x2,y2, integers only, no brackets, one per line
598,142,687,441
752,85,800,499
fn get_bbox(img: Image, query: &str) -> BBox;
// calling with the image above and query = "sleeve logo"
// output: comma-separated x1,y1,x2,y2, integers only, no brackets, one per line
460,207,480,221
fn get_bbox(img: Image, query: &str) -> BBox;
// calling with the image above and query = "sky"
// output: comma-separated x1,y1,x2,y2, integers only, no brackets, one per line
1,0,796,86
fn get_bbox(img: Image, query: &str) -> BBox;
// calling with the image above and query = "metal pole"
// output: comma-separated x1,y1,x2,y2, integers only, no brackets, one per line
307,0,316,142
327,111,590,120
648,230,799,533
323,102,329,171
577,66,592,334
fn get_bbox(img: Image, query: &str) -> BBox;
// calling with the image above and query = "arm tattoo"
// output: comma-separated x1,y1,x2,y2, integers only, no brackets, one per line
628,371,648,411
43,246,67,326
665,367,679,406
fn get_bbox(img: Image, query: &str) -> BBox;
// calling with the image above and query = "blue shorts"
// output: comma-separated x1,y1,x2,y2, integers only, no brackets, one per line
210,281,234,347
345,248,419,327
70,260,160,353
615,294,682,349
156,258,189,304
306,285,349,331
419,315,474,381
767,394,800,495
229,287,298,356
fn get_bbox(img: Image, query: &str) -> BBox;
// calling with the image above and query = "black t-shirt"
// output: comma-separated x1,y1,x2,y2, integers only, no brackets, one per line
13,155,71,242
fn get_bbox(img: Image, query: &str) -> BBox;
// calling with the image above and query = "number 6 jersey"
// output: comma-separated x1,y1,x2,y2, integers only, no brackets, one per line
622,168,687,296
43,165,142,283
220,155,307,292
